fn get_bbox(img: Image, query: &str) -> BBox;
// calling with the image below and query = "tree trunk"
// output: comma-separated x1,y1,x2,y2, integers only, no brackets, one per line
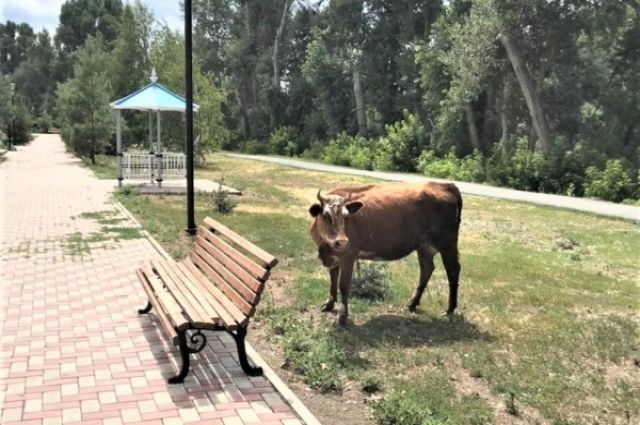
464,103,483,153
352,68,368,138
272,0,290,91
481,88,493,154
234,87,251,139
271,0,291,128
499,84,510,157
498,31,553,153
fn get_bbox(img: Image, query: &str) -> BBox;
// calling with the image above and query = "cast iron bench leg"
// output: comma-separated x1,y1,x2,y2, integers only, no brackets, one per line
230,327,263,377
138,301,152,314
168,329,190,384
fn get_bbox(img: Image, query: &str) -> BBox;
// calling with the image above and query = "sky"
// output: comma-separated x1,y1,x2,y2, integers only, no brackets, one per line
0,0,183,34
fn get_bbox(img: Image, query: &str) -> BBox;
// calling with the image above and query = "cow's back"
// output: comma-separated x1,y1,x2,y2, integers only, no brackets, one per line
330,183,460,259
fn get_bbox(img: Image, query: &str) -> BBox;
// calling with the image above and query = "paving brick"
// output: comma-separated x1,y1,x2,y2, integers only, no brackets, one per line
0,135,307,425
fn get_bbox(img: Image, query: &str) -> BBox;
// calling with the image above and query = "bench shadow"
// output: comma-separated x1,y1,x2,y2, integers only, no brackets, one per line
332,313,492,351
136,312,260,407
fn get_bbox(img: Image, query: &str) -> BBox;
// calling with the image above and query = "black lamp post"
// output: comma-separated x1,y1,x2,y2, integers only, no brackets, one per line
7,82,15,151
185,0,196,235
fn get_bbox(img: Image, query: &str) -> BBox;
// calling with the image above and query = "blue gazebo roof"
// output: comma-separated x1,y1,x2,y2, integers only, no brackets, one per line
110,81,199,112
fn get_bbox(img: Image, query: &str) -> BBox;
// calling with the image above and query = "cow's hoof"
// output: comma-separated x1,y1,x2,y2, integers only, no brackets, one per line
320,300,335,312
334,314,349,326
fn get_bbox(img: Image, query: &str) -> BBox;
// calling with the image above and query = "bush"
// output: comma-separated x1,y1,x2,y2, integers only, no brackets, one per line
267,126,299,156
241,139,268,154
417,149,485,182
372,112,429,172
583,159,639,203
34,112,52,133
212,180,237,214
268,309,346,392
350,262,391,301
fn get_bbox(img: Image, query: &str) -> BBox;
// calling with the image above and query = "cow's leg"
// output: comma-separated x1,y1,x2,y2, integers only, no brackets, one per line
407,247,436,312
441,245,461,315
320,266,339,312
336,259,355,325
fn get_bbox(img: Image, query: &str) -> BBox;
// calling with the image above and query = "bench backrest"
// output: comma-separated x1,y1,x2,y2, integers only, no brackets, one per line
189,217,278,319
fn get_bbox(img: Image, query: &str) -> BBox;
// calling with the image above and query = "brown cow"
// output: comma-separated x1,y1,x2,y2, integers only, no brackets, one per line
308,182,462,325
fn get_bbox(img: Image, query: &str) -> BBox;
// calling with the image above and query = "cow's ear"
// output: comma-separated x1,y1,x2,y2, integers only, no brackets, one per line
346,201,363,215
309,203,322,217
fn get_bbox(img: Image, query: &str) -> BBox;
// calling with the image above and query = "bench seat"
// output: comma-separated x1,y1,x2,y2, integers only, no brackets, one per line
136,217,278,383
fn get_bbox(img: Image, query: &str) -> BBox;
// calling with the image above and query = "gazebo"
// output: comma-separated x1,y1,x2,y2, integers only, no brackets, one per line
110,69,199,187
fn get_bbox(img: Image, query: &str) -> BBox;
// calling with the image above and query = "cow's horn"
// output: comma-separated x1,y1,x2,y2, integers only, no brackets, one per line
317,189,324,203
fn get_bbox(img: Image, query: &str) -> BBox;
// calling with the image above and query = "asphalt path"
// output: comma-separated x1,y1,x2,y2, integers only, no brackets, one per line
221,152,640,222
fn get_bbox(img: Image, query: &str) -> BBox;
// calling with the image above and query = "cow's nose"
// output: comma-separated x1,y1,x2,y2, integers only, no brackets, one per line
333,238,348,249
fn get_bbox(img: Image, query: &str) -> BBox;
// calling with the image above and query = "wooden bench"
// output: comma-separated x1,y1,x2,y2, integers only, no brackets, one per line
136,217,278,383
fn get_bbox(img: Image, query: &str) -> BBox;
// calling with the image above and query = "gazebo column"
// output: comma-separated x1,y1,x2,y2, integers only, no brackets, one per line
156,110,163,187
116,110,123,187
148,111,154,183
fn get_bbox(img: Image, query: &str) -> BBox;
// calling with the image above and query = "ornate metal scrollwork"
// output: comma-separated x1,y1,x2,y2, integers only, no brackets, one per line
187,329,207,353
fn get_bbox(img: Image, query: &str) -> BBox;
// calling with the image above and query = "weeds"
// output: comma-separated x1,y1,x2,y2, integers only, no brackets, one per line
212,180,237,214
351,261,391,301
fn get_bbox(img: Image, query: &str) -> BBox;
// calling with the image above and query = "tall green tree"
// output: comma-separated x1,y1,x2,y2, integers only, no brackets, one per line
149,26,228,158
56,36,113,164
13,30,55,114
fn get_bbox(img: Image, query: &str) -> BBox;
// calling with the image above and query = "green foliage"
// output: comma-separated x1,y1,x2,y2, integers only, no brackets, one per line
583,160,639,203
360,374,382,393
373,112,429,172
34,112,52,133
267,126,299,156
417,150,485,182
373,371,493,425
211,183,237,214
320,132,375,170
149,27,228,158
351,262,391,302
55,36,112,163
268,309,345,393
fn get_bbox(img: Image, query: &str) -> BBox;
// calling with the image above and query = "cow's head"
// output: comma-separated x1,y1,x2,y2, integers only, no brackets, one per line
309,190,363,252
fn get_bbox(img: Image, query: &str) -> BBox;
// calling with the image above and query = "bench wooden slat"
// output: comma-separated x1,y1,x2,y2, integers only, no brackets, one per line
171,261,236,329
140,262,191,332
137,269,178,345
189,251,255,318
195,234,263,294
204,217,278,269
197,226,270,282
181,259,248,329
152,260,220,329
192,244,259,305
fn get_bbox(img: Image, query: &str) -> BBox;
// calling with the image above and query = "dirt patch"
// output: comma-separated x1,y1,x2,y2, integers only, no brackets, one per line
449,361,550,425
604,358,640,388
249,322,377,425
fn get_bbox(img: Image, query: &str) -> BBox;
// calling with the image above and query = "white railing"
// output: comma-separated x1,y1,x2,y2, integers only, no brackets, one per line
123,153,154,179
122,152,186,180
161,153,186,179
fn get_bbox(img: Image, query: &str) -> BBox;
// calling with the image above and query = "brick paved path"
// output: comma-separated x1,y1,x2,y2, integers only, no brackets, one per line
0,135,305,425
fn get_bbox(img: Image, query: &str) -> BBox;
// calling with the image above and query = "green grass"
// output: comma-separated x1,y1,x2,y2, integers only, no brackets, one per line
65,210,144,256
117,153,640,424
83,154,117,179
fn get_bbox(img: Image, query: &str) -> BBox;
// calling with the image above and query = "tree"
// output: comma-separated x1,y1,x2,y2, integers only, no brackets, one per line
55,36,112,164
13,30,55,114
149,26,228,158
0,21,36,75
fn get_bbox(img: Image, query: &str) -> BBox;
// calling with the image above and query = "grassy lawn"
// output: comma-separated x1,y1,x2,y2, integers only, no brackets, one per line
113,154,640,425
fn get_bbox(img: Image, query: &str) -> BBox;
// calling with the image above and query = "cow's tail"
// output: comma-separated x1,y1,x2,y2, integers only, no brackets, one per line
450,184,463,232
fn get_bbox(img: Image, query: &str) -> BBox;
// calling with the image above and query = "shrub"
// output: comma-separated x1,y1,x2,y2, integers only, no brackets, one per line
350,262,391,301
267,126,299,156
417,149,485,182
320,132,354,166
242,139,268,155
583,159,639,203
268,309,346,392
360,374,382,393
372,112,429,172
212,181,237,214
